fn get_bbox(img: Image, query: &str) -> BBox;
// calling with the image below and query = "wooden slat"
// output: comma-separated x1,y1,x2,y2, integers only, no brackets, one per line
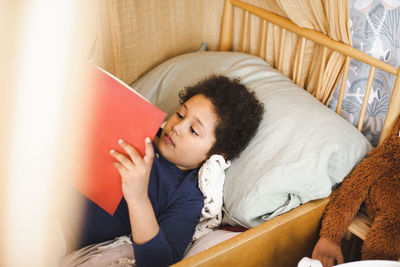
292,38,299,81
347,212,371,241
219,0,234,51
380,68,400,143
357,66,376,131
258,19,267,60
336,56,351,115
277,28,286,71
240,10,250,53
316,46,328,100
294,37,306,86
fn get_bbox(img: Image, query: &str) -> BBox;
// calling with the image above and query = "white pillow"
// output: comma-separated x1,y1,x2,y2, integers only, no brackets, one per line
131,51,372,228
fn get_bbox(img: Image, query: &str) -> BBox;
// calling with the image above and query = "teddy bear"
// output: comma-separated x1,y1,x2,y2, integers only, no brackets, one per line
311,115,400,266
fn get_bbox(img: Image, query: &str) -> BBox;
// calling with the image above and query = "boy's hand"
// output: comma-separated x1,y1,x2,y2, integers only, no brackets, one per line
110,137,154,203
312,237,344,267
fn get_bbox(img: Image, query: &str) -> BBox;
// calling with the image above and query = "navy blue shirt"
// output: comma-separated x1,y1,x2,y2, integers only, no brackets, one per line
78,142,204,266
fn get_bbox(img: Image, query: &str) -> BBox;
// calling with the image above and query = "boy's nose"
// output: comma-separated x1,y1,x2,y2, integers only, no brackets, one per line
172,120,184,135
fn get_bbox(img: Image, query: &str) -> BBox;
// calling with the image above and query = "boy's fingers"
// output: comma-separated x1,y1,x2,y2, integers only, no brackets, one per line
110,149,133,168
113,162,126,173
118,139,141,162
143,137,154,165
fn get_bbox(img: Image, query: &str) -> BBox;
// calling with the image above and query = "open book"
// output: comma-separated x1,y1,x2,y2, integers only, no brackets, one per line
73,65,166,215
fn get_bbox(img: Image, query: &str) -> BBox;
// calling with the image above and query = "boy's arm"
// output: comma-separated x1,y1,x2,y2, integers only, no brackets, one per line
131,196,203,266
111,138,160,245
111,138,203,266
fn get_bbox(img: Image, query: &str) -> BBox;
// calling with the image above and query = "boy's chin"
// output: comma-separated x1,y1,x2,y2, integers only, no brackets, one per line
155,141,202,170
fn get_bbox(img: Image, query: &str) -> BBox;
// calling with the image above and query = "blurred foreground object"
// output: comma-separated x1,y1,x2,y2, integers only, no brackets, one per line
0,0,97,266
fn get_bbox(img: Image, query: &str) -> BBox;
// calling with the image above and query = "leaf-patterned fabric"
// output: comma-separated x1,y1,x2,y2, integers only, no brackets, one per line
329,0,400,146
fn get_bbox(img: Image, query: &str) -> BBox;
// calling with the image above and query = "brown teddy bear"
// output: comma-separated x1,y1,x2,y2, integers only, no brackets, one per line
312,115,400,267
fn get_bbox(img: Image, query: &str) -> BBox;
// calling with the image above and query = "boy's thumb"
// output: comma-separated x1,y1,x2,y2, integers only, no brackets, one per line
143,137,154,165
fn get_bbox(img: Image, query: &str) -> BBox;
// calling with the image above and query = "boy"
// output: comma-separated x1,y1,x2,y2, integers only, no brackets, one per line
69,75,264,267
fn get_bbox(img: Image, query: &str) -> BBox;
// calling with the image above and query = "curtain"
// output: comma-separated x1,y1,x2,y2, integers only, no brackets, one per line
231,0,351,104
92,0,350,102
92,0,224,85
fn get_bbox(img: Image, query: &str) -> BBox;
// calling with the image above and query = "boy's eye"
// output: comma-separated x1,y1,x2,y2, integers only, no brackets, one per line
190,127,199,136
176,112,183,119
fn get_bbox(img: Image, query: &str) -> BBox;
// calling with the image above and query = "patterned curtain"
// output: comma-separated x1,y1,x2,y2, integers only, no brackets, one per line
328,0,400,146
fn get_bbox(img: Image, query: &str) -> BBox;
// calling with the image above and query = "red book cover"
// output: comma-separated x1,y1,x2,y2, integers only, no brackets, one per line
73,65,166,215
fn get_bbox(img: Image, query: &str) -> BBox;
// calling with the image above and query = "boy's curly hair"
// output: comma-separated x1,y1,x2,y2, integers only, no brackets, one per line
179,75,264,160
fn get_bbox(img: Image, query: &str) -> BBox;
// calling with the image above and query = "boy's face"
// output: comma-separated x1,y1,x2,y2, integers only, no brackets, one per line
155,94,218,170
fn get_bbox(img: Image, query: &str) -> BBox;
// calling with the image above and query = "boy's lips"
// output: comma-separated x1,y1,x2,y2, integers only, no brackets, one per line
164,133,175,146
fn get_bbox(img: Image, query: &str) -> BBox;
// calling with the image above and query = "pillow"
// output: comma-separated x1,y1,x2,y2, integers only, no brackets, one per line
131,51,372,228
183,230,240,259
328,0,400,146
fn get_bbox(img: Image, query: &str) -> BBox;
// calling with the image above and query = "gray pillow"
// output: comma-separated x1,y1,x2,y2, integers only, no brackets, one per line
131,51,372,228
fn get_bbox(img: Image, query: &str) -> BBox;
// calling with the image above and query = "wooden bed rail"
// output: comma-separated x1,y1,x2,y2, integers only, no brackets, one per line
173,198,329,267
219,0,400,144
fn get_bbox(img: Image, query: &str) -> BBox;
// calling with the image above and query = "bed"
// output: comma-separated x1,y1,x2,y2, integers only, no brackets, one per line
87,0,400,266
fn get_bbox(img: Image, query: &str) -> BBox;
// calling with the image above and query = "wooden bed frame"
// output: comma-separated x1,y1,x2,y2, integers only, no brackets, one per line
171,0,400,266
